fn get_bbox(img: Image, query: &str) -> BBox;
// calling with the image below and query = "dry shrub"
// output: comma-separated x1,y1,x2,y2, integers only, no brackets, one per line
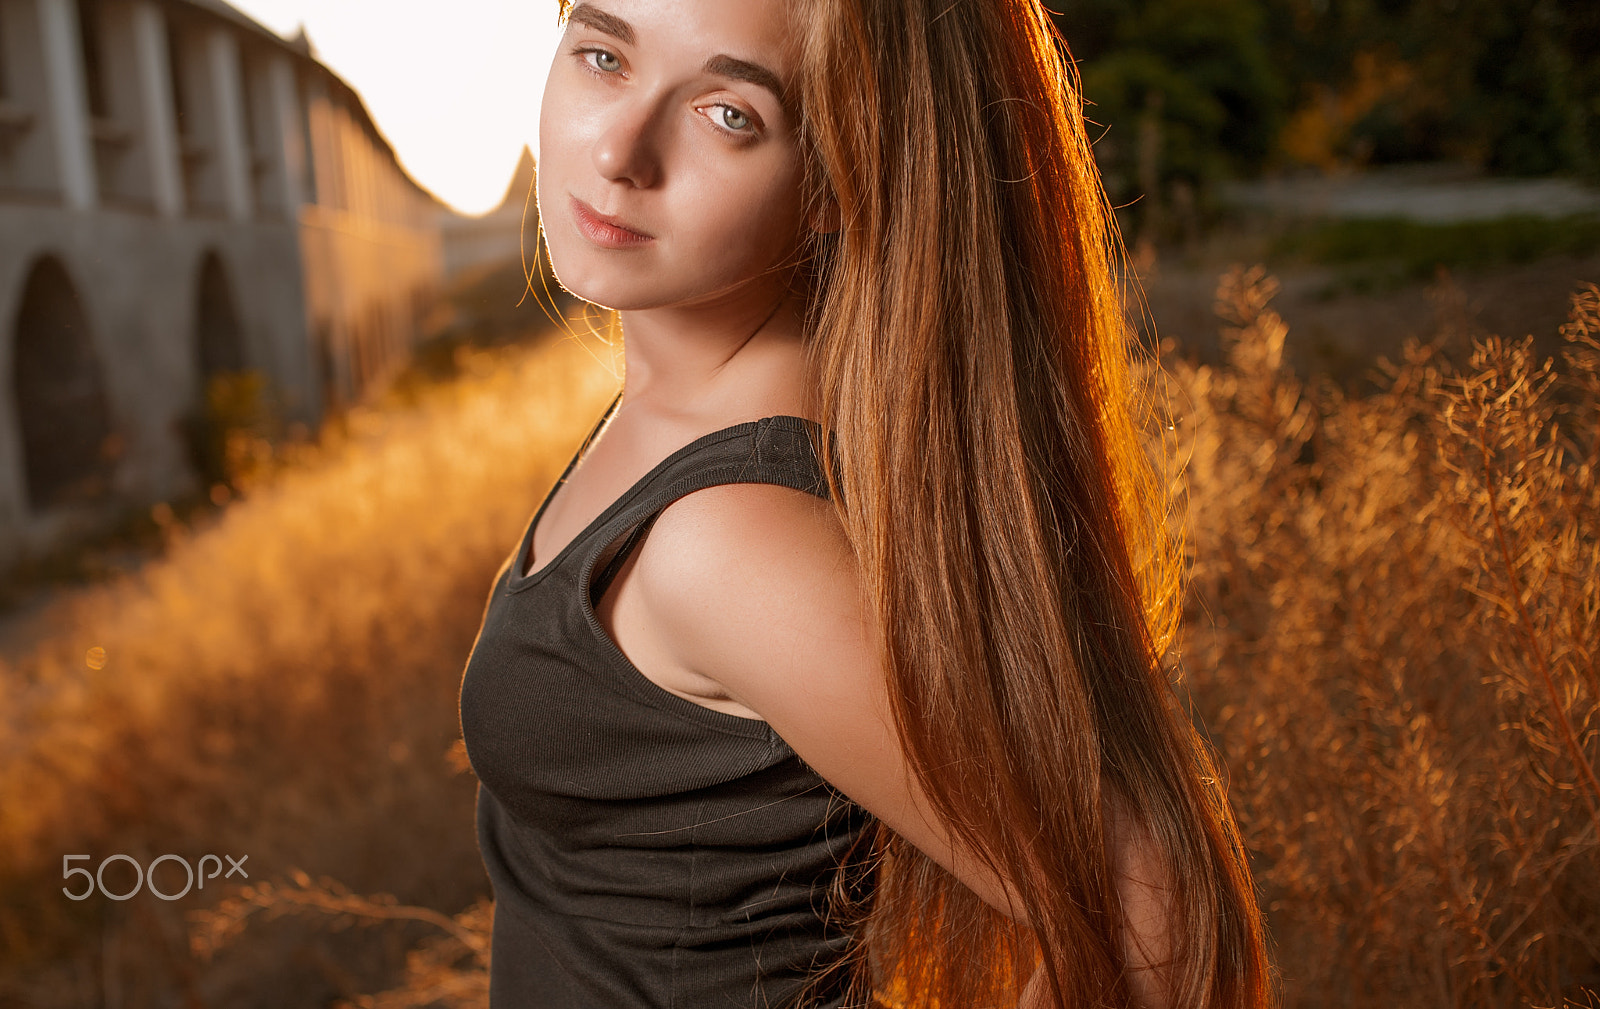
1172,268,1600,1007
190,869,491,1009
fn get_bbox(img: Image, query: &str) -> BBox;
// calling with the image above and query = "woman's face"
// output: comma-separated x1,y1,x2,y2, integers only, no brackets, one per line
536,0,808,313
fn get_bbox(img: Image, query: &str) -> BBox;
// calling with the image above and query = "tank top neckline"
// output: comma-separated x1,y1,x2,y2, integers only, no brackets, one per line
505,397,823,593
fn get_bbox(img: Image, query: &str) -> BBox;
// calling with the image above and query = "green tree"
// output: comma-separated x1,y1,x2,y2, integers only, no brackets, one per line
1263,0,1600,177
1051,0,1287,237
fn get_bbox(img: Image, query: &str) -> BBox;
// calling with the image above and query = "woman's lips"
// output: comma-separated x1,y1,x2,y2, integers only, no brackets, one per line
570,197,654,249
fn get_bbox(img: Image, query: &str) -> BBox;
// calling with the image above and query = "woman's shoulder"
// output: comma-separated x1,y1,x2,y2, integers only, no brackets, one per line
624,479,863,691
638,479,852,610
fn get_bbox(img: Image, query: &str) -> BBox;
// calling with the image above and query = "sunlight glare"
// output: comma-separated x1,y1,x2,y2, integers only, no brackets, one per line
227,0,567,216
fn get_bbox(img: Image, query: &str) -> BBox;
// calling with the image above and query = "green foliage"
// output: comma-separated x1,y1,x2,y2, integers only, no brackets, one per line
1050,0,1600,214
1052,0,1287,204
1263,0,1600,177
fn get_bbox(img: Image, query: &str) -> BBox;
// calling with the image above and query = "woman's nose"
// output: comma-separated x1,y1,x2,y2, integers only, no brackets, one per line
591,101,661,189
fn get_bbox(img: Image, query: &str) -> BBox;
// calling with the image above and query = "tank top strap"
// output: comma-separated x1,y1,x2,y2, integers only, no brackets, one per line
588,415,831,602
555,390,624,489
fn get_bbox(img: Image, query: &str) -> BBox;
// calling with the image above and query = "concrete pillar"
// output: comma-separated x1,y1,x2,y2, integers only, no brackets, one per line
205,27,251,221
267,57,305,211
129,2,183,217
36,0,97,210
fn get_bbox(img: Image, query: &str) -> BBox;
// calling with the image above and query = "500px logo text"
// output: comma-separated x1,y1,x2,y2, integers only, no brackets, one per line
62,853,249,900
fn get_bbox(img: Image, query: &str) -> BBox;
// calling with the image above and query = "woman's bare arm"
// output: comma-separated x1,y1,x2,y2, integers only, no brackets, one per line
613,482,1024,914
1015,800,1175,1008
610,481,1177,1005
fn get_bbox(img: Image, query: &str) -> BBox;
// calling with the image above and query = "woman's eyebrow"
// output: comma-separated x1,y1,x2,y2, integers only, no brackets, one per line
566,3,634,45
565,3,789,112
703,54,788,110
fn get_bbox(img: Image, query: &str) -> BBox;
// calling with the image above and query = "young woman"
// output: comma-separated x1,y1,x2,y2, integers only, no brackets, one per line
458,0,1274,1006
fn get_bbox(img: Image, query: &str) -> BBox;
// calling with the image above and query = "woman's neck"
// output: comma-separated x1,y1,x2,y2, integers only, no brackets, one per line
613,283,813,425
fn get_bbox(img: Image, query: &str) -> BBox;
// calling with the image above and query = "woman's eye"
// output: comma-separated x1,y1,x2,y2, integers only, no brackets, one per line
582,48,622,73
710,104,753,134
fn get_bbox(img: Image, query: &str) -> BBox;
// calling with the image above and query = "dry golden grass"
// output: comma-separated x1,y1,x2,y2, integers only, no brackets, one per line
0,279,1595,1007
1173,270,1599,1007
0,326,620,1006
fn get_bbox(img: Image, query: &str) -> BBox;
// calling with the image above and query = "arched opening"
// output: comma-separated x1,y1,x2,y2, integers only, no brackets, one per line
11,256,117,510
196,250,245,377
182,251,271,491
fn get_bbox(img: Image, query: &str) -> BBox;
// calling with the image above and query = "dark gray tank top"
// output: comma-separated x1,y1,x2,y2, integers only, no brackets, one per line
458,396,876,1008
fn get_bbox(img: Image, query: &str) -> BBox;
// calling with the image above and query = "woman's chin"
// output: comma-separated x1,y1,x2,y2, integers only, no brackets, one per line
548,264,709,314
546,263,633,312
547,249,775,315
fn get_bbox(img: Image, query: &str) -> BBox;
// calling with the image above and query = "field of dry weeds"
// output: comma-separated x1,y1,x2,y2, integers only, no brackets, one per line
1177,270,1598,1007
0,276,1594,1007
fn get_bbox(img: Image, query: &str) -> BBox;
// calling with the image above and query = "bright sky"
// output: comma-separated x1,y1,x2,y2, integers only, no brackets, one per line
228,1,568,216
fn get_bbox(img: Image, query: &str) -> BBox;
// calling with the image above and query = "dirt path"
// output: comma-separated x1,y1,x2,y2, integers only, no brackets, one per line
1219,164,1600,224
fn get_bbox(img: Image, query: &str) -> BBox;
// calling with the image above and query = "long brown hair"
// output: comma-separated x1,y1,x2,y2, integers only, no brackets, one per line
790,1,1274,1006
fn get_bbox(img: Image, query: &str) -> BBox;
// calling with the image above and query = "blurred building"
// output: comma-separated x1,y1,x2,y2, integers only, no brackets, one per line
0,0,445,566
